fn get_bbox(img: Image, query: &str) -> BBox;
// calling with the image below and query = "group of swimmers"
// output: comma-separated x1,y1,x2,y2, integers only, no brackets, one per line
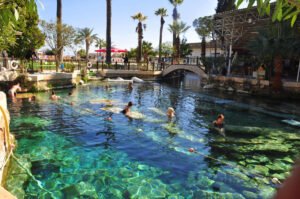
7,81,225,133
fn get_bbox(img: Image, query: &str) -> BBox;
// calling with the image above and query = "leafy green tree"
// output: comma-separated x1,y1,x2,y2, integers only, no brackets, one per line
131,12,147,63
75,28,98,62
127,48,137,59
168,0,184,54
77,49,86,59
155,8,168,63
216,0,236,13
40,20,76,66
180,38,192,57
8,6,45,60
168,21,190,60
193,16,213,59
235,0,300,26
142,41,157,60
56,0,63,70
0,0,38,50
161,42,173,57
44,49,55,56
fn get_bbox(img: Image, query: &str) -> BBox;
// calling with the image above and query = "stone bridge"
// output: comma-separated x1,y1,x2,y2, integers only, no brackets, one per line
162,64,208,79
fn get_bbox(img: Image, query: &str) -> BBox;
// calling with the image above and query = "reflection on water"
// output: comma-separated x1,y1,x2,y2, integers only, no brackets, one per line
4,76,300,198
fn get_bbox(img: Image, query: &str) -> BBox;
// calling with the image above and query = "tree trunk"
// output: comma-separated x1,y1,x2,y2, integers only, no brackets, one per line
158,17,164,63
175,36,180,63
86,40,89,63
172,7,177,60
106,0,112,64
137,22,143,63
272,55,283,92
56,0,62,72
201,36,206,59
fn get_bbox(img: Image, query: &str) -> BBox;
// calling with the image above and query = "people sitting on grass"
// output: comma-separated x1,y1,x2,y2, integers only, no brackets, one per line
8,83,21,98
50,91,60,100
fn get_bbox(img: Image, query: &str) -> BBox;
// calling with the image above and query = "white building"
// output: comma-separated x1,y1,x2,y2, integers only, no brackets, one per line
188,40,223,57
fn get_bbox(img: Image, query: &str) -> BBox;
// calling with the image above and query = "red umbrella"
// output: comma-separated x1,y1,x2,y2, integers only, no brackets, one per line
95,48,127,53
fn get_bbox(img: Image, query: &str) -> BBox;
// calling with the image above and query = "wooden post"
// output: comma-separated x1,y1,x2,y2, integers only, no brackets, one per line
96,61,99,71
128,62,130,70
196,57,199,66
115,62,117,70
40,59,43,72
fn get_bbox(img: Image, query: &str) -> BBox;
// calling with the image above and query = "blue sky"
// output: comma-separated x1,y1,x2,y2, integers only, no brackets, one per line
38,0,219,53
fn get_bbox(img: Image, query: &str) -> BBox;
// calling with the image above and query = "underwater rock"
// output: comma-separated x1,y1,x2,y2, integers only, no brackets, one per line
196,176,215,189
259,186,276,199
118,167,133,178
248,165,269,176
162,123,183,134
281,157,294,164
192,190,245,199
266,161,291,172
167,194,185,199
137,164,149,171
61,181,97,198
242,191,258,199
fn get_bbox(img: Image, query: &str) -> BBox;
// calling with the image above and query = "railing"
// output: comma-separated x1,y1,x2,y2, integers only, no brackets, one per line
0,56,205,73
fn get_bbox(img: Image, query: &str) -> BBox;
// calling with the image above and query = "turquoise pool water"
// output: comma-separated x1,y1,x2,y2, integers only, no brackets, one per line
5,77,300,198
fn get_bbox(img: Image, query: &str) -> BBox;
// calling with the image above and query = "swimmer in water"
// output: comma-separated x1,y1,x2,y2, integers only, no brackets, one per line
122,101,133,116
167,107,175,118
8,83,21,98
50,91,60,100
212,114,225,136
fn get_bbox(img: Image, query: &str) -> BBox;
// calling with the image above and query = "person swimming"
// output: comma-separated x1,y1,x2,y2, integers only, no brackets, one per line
128,82,133,90
167,107,175,118
50,91,60,100
213,114,225,129
8,83,21,98
122,101,133,116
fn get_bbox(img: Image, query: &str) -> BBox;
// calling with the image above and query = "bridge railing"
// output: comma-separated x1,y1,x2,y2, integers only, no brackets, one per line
0,56,206,73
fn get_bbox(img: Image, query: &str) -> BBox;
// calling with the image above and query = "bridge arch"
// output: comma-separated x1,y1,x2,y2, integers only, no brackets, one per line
162,65,208,79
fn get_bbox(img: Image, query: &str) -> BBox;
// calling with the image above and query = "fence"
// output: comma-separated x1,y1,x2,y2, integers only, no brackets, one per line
0,56,206,73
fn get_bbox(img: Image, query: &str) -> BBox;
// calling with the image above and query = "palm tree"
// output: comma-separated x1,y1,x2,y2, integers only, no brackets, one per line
95,38,106,49
155,8,168,63
75,28,98,63
168,21,190,61
131,12,147,63
106,0,112,64
56,0,62,72
193,16,213,59
168,0,184,56
247,22,298,92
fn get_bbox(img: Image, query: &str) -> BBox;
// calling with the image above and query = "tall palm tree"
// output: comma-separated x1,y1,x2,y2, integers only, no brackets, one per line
56,0,62,72
106,0,112,64
75,28,98,63
168,21,190,60
131,12,147,63
168,0,184,56
193,16,213,59
155,8,168,63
